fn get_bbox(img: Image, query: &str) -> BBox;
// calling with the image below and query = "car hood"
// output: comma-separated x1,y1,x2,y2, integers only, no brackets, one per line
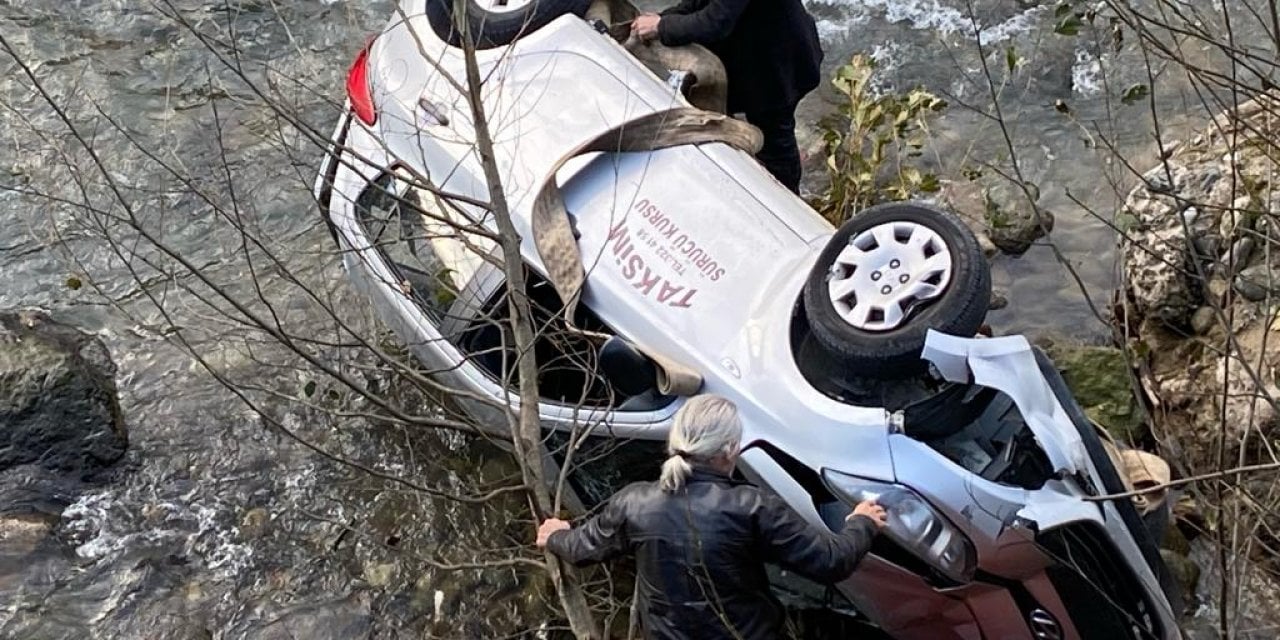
921,331,1088,476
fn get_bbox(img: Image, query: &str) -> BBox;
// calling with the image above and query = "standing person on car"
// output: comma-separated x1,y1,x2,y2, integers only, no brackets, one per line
535,394,886,639
630,0,824,194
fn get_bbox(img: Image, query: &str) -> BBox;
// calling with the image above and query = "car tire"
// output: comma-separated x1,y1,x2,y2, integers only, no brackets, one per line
425,0,592,50
802,202,991,380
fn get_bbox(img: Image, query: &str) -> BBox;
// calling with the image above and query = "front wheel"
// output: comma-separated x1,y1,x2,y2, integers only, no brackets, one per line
424,0,592,49
802,202,991,380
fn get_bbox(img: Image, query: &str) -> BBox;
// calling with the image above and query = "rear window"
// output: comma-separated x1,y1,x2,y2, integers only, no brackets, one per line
353,170,497,325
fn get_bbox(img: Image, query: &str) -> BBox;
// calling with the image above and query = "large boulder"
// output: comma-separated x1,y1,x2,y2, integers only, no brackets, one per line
0,310,127,477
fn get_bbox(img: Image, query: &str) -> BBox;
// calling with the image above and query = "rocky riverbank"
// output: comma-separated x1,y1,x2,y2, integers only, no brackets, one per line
0,310,131,623
1117,94,1280,633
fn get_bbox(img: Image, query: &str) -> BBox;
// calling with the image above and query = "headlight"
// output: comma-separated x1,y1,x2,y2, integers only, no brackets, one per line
822,469,977,583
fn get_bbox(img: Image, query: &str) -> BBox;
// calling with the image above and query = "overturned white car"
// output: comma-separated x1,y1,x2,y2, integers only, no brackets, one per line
314,1,1183,637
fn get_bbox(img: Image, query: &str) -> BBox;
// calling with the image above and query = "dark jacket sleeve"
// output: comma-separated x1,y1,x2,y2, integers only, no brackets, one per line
659,0,703,16
545,489,633,567
657,0,751,46
755,494,878,583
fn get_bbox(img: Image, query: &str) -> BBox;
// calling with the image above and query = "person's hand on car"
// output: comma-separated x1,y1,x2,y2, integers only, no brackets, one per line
536,518,571,548
851,499,888,529
631,14,661,41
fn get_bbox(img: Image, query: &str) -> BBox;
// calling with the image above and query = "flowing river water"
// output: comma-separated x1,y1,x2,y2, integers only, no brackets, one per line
0,0,1262,637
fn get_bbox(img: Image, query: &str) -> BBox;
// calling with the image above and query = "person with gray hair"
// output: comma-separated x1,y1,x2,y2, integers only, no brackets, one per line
537,394,886,639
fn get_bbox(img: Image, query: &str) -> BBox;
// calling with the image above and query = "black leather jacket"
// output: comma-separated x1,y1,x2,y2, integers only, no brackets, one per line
547,468,878,639
657,0,824,113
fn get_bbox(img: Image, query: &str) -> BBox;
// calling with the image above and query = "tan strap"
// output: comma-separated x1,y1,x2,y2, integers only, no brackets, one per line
529,108,761,397
531,107,762,320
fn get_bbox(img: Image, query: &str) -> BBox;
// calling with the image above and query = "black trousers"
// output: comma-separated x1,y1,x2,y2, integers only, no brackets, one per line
743,105,802,194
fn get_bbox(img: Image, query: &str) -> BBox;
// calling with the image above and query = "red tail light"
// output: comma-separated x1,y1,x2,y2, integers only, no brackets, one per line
346,41,377,125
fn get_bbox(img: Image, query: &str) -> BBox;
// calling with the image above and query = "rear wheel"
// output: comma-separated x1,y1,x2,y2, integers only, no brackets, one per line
802,202,990,380
425,0,593,49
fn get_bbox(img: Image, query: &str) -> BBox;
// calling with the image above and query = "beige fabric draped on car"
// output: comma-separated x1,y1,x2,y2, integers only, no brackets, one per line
1097,425,1172,515
529,107,763,396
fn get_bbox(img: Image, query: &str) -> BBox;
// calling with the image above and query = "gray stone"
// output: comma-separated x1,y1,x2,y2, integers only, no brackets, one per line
0,311,127,477
1206,276,1231,303
1180,207,1200,226
1234,264,1278,302
1235,278,1269,302
1258,215,1280,246
988,291,1009,311
1193,167,1222,196
1143,165,1180,194
1191,233,1222,262
1223,236,1256,276
1190,307,1217,334
989,209,1055,255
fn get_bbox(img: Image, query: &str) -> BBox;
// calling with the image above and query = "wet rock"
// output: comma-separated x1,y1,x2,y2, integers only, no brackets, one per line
0,465,83,521
0,516,54,557
1142,165,1179,194
1045,343,1147,443
1235,264,1278,302
229,595,372,640
0,465,73,551
1190,233,1221,263
238,508,270,540
1223,236,1256,276
988,290,1008,311
1124,222,1200,322
1121,159,1229,323
987,208,1055,255
0,310,127,477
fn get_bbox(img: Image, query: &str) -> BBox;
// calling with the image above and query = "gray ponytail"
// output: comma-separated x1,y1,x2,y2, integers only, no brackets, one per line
659,394,743,492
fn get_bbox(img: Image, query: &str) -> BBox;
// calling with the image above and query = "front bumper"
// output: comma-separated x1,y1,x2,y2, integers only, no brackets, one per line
829,335,1182,639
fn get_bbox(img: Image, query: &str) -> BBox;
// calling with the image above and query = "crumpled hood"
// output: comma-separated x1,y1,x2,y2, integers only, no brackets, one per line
922,330,1088,476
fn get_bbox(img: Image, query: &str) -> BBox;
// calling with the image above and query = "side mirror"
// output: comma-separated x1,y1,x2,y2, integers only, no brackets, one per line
600,337,659,397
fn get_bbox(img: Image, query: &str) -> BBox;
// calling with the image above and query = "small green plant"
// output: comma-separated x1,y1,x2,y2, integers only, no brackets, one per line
814,55,946,225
